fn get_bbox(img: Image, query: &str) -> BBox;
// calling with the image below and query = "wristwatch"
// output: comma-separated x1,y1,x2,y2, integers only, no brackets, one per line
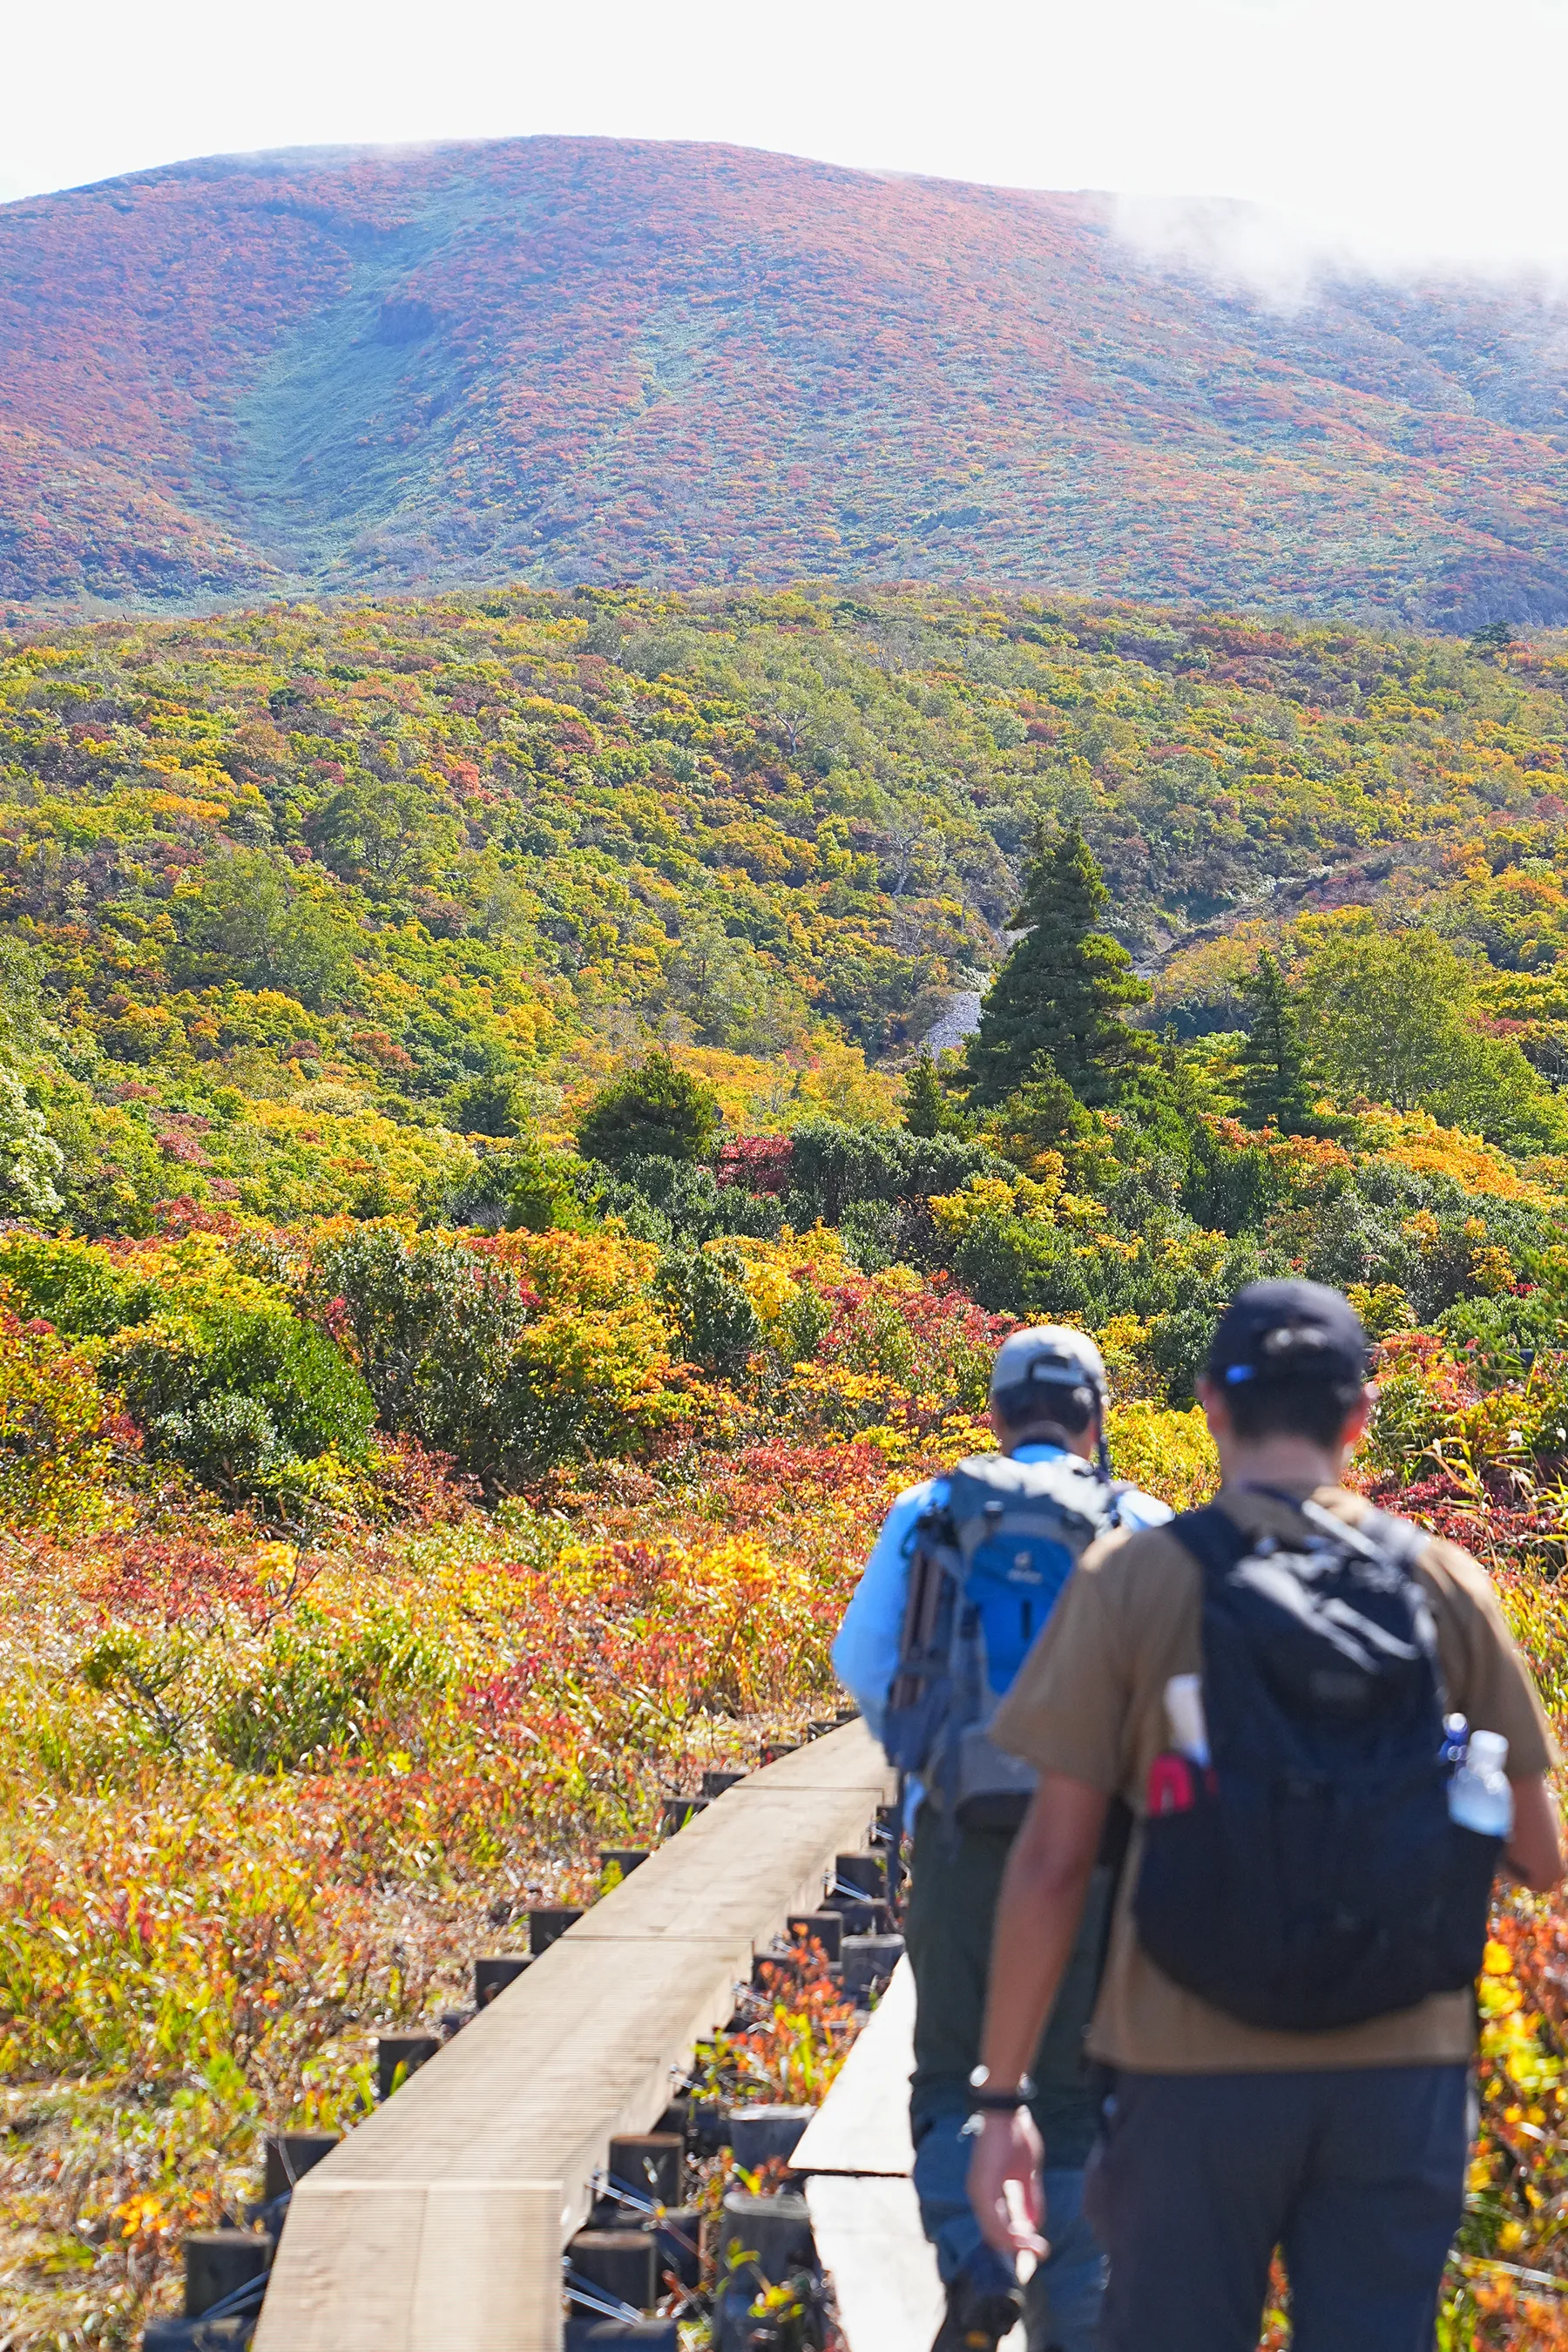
967,2064,1036,2112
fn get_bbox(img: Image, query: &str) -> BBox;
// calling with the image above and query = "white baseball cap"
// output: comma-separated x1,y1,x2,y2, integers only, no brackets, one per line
989,1324,1108,1409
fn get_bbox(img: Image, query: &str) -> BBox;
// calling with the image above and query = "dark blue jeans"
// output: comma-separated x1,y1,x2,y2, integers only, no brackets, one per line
1089,2063,1471,2352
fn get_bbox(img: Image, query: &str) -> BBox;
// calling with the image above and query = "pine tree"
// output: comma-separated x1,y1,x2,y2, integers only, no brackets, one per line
1237,951,1315,1132
577,1050,721,1170
964,825,1151,1107
902,1044,964,1137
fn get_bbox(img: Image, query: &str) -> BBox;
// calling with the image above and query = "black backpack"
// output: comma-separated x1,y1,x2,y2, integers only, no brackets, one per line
1133,1497,1503,2033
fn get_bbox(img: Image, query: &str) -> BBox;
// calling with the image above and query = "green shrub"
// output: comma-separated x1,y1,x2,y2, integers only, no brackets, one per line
176,850,362,1011
443,1139,590,1233
148,1393,290,1497
837,1200,904,1272
210,1606,449,1773
0,1069,63,1219
105,1305,375,1493
947,1206,1101,1326
784,1119,997,1226
657,1243,761,1377
614,1156,784,1246
578,1051,720,1171
0,1233,156,1336
443,1071,527,1139
312,1226,529,1449
314,1222,683,1490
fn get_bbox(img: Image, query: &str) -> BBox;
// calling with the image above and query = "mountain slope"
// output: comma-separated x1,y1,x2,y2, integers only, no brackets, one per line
4,139,1568,625
9,579,1568,1243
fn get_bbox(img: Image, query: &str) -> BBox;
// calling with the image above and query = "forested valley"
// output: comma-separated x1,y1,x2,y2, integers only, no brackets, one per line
4,582,1568,2347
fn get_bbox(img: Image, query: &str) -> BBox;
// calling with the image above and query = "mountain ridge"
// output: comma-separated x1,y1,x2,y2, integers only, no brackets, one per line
4,135,1568,624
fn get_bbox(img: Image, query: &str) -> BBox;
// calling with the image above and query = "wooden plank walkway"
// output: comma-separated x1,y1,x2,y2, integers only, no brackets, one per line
253,1721,895,2352
791,1956,916,2178
794,1957,1024,2352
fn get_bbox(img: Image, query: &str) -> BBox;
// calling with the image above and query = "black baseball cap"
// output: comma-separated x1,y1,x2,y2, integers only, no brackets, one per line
1206,1280,1372,1392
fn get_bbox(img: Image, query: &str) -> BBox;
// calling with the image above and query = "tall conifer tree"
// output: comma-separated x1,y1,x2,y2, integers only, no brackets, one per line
1237,950,1315,1132
902,1044,958,1137
964,825,1151,1106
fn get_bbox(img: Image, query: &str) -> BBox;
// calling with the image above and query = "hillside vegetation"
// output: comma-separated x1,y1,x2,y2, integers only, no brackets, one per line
10,579,1568,1228
5,139,1568,624
8,585,1568,2348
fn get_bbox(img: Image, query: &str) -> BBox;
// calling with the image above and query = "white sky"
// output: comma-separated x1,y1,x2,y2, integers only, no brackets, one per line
5,0,1568,280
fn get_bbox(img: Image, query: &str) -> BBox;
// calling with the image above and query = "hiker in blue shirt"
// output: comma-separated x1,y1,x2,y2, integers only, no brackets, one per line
834,1325,1171,2352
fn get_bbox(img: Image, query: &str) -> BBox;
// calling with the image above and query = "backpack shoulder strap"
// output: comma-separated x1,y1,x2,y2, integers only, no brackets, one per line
1173,1498,1430,1579
1303,1498,1430,1573
1169,1503,1253,1582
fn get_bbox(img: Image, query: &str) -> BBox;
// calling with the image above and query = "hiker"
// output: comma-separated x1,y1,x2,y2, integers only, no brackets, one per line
833,1326,1172,2352
966,1279,1564,2352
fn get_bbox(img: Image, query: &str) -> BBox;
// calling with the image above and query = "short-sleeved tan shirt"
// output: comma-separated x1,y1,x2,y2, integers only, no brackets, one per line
991,1483,1558,2075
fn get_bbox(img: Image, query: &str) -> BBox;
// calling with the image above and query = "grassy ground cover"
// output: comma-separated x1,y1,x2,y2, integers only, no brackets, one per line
3,1298,1566,2348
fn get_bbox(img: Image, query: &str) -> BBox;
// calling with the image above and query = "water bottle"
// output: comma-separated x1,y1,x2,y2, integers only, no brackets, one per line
1440,1713,1470,1768
1448,1728,1513,1838
1164,1673,1210,1768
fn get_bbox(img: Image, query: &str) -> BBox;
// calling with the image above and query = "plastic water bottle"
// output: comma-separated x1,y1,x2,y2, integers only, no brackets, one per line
1448,1728,1513,1838
1440,1713,1470,1769
1164,1673,1211,1768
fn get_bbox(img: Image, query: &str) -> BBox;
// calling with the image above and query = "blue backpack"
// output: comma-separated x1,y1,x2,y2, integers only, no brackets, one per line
882,1451,1123,1828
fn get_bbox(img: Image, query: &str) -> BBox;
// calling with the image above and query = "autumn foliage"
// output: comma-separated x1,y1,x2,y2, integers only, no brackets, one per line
3,140,1568,626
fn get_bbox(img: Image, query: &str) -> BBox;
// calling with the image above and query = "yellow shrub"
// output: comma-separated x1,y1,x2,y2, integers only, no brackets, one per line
1108,1401,1219,1512
0,1316,131,1533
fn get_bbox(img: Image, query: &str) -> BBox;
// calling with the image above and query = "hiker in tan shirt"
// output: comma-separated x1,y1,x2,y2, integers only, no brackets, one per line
965,1279,1562,2352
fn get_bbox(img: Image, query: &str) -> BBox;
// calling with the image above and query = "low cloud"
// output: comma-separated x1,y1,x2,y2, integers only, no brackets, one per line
1109,189,1568,313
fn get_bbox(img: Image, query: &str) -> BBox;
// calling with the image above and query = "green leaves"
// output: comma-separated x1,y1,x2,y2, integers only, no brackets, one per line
1298,921,1568,1152
577,1050,721,1172
175,850,362,1012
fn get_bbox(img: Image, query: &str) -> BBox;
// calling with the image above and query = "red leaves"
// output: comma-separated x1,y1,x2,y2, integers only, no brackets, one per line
716,1136,795,1193
89,1531,271,1626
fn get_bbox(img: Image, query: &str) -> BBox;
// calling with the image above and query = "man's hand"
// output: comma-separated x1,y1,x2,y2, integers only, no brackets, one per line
967,2109,1049,2260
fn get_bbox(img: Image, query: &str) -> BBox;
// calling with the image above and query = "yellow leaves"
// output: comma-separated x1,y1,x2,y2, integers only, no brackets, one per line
115,2191,167,2241
252,1543,298,1593
1107,1402,1220,1512
1345,1281,1416,1339
659,1041,902,1134
728,1245,805,1342
1470,1243,1517,1297
129,775,232,821
929,1175,1017,1240
1055,1190,1105,1231
507,1223,660,1314
1365,1108,1561,1208
920,1411,995,1472
0,1317,129,1536
1098,1315,1163,1404
928,1166,1065,1243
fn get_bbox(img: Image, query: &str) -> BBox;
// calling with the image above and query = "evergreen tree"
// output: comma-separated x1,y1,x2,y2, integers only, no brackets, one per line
1237,951,1315,1132
964,826,1151,1107
988,1059,1097,1181
902,1044,966,1137
578,1051,721,1171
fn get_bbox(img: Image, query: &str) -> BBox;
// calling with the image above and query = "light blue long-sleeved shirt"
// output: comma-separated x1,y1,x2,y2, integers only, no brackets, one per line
832,1443,1173,1758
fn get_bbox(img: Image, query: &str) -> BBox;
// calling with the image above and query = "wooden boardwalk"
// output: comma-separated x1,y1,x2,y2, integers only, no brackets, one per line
253,1722,896,2352
794,1958,1025,2352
